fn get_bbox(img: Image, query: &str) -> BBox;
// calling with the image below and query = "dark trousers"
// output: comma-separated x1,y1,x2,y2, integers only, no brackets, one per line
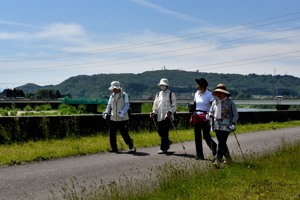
109,120,133,150
157,119,171,150
215,130,231,160
194,121,217,158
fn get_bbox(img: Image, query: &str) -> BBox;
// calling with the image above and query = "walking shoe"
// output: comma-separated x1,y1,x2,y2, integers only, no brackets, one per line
158,150,168,154
128,147,136,153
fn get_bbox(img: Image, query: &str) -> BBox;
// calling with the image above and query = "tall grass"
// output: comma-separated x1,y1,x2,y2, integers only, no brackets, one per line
46,140,300,200
136,141,300,200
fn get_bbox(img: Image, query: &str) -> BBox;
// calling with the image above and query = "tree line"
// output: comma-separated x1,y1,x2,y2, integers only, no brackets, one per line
15,70,300,99
1,88,65,100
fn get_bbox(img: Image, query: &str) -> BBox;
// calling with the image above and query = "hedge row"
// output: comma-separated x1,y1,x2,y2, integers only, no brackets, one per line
1,111,300,144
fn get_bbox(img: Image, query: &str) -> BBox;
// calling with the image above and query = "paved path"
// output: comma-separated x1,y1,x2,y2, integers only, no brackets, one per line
1,127,300,200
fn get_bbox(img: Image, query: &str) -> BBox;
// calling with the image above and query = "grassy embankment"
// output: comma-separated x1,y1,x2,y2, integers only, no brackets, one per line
49,140,300,200
1,120,300,166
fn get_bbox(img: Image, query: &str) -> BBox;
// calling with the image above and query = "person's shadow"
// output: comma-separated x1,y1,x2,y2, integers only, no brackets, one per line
170,153,214,162
129,151,150,156
166,152,195,158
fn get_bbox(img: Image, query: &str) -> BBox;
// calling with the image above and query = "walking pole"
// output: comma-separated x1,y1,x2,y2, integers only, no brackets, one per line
232,131,246,162
152,117,158,130
168,116,186,154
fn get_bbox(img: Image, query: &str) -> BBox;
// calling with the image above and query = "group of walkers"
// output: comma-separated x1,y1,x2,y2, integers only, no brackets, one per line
102,78,238,167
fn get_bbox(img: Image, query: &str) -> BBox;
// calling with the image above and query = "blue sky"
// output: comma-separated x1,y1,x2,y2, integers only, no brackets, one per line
1,0,300,89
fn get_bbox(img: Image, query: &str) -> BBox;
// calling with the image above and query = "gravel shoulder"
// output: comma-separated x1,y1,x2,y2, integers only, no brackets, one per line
1,127,300,200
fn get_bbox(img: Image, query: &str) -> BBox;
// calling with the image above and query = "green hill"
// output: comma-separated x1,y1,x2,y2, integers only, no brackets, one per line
16,70,300,99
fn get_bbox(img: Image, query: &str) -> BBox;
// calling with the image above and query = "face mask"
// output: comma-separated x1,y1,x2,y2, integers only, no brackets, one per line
160,85,167,91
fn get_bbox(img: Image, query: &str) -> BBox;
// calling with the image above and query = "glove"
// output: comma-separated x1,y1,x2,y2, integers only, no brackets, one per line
166,111,172,118
205,114,210,120
228,124,236,131
149,112,155,118
118,112,125,118
102,113,108,119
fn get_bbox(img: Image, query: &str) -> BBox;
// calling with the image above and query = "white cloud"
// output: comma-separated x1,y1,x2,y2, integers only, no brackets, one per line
131,0,200,22
0,32,25,39
34,23,86,39
0,20,41,29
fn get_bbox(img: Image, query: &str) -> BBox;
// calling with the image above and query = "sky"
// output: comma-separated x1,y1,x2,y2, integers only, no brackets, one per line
1,0,300,90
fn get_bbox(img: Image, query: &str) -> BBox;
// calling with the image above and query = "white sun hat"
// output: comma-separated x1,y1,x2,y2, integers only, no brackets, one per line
109,81,121,91
157,78,169,87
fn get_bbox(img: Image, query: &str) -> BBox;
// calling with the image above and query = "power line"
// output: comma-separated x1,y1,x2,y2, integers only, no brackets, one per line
184,50,300,70
1,12,300,63
2,32,299,73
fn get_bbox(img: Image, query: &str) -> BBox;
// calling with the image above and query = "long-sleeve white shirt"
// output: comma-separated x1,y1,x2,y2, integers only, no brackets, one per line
152,89,176,122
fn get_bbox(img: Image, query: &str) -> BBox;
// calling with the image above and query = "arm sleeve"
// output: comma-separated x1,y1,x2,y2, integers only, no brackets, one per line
152,93,159,113
120,93,130,114
104,96,112,114
230,100,239,124
169,92,177,113
191,101,196,113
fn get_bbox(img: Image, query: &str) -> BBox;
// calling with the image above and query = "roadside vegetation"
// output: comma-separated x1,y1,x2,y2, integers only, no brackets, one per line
48,139,300,199
2,101,297,117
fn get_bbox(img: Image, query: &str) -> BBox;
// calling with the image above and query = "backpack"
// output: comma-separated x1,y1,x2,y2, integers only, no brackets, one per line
156,91,177,119
156,91,173,105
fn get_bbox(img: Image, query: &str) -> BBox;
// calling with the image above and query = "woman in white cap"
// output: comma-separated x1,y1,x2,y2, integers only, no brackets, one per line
150,78,177,154
209,83,239,167
102,81,136,153
190,78,217,160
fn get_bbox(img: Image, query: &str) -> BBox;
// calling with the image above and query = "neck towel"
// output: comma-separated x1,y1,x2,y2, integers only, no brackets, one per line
214,97,227,119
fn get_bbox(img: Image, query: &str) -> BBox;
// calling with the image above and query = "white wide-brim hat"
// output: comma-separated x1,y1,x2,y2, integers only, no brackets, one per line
158,78,169,86
109,81,121,91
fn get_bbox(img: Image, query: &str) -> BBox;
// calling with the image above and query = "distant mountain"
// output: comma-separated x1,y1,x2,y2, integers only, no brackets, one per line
17,83,44,93
16,70,300,99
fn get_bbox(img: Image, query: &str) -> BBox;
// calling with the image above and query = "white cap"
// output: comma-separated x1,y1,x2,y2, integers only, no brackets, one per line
109,81,121,91
158,78,169,87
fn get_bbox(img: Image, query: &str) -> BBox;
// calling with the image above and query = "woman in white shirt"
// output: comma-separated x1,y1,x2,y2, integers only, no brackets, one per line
190,78,217,160
150,78,176,154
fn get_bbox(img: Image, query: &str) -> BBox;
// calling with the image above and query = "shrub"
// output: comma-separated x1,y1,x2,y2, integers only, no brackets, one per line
41,104,52,111
24,105,33,111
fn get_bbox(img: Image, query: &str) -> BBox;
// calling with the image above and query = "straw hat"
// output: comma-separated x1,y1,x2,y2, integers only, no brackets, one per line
212,83,231,96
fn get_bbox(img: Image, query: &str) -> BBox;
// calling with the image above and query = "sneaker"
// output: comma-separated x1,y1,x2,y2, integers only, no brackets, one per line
128,147,136,153
158,150,167,154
